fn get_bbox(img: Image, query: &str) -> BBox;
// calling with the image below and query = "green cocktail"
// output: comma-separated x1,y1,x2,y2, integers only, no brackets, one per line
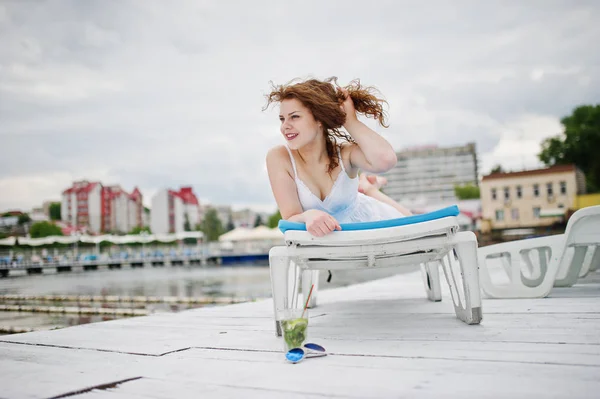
282,317,308,350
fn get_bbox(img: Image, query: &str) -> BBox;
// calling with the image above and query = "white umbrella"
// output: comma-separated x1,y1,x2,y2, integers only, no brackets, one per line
218,227,252,242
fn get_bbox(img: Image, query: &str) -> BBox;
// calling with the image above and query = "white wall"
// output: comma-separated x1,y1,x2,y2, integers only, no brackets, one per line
185,204,200,229
127,200,139,232
70,192,77,226
61,194,69,223
174,196,185,233
88,184,102,233
113,195,129,233
150,189,169,234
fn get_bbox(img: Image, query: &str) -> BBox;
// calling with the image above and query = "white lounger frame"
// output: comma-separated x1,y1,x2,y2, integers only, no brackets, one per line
478,205,600,299
269,216,483,336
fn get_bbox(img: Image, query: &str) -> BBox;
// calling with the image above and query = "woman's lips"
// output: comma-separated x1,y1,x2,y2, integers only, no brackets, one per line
285,133,298,140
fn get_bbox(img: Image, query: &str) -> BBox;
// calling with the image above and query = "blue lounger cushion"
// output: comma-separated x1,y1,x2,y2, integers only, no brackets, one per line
278,205,460,233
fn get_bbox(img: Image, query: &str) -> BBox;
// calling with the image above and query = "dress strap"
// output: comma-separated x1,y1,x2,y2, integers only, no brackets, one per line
284,146,298,178
337,145,346,173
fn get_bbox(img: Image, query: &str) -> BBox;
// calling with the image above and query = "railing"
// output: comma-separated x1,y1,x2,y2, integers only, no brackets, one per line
0,241,278,276
0,241,278,268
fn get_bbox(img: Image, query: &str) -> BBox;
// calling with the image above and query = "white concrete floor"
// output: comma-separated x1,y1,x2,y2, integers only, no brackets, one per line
1,269,599,399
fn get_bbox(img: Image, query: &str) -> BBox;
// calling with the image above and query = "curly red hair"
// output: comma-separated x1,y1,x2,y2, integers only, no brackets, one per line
264,77,389,174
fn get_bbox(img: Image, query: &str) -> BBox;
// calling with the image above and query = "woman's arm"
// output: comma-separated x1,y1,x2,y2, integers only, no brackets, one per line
266,146,341,236
339,88,397,174
266,146,304,220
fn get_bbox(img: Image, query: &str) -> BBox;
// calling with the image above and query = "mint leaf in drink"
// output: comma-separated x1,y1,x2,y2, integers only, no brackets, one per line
282,317,308,349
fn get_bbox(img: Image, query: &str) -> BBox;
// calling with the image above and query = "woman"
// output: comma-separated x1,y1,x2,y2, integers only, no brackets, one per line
265,77,412,237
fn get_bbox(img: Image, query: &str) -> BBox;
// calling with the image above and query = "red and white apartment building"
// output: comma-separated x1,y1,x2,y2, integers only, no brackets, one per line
150,186,201,234
61,180,144,234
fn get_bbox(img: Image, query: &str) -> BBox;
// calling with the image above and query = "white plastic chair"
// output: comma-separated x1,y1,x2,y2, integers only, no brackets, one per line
269,206,483,336
478,205,600,299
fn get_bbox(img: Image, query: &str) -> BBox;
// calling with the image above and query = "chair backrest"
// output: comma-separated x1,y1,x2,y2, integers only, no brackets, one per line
564,206,600,247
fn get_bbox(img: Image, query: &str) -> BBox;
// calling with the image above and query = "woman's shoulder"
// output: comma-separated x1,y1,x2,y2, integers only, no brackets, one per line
266,145,296,181
266,145,293,170
266,145,290,161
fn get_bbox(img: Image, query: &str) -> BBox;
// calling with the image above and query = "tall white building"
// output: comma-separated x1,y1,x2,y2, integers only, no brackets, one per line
150,186,201,234
383,143,479,206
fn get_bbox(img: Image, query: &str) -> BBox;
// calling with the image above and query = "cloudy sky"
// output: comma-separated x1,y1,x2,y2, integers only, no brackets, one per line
1,0,599,214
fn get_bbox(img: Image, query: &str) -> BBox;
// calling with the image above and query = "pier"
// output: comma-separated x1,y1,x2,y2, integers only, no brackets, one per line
0,251,269,278
1,268,598,398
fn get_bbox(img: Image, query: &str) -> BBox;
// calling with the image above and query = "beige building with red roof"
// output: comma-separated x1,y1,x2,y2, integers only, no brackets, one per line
480,164,586,231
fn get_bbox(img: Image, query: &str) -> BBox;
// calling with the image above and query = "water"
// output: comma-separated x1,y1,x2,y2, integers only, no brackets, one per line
0,264,412,333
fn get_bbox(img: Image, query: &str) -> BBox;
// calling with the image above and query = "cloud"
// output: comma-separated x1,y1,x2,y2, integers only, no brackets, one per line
1,0,599,212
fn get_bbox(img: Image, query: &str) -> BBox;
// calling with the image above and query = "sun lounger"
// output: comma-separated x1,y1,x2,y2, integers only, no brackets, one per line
478,205,600,298
269,206,483,336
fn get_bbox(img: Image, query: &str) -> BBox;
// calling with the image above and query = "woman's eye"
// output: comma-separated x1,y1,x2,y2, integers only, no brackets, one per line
292,115,299,119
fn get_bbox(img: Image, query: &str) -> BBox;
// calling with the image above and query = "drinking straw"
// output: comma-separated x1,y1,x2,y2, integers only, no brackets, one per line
301,284,314,319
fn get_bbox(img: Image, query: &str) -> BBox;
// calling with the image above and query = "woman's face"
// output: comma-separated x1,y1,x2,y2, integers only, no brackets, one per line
279,98,321,150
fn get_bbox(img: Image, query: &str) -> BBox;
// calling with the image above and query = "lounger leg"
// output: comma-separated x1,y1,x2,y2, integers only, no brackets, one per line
420,261,442,302
269,246,301,336
589,246,600,273
577,245,598,278
445,232,482,325
554,246,587,287
521,247,549,288
302,269,319,308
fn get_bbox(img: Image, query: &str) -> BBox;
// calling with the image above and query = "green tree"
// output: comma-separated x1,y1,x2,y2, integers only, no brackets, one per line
490,164,505,174
29,221,63,238
538,104,600,192
130,226,151,234
267,209,282,228
454,183,481,200
199,208,224,241
254,214,264,227
226,216,235,232
49,202,61,220
183,213,191,232
17,213,31,225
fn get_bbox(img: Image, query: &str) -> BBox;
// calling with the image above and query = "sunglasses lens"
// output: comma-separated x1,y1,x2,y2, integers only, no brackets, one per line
304,343,326,352
286,348,305,363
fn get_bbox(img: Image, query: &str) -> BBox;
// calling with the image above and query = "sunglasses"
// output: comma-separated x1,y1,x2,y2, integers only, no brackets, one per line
285,343,327,363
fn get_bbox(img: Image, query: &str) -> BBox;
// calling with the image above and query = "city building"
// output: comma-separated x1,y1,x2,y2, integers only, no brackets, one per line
29,207,49,222
480,164,586,231
104,186,143,233
202,204,233,228
61,181,144,234
230,208,267,228
150,186,201,234
42,201,55,218
383,143,479,207
61,181,102,233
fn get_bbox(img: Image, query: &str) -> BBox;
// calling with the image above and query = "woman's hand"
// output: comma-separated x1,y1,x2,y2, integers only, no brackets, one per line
304,210,342,237
339,87,358,127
